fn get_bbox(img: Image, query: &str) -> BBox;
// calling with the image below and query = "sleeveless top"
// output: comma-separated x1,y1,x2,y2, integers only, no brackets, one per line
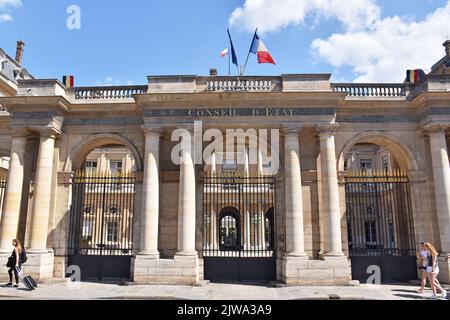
427,252,438,269
10,248,21,267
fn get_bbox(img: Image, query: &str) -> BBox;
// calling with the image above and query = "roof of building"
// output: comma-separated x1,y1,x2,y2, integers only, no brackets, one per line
429,41,450,75
0,48,33,84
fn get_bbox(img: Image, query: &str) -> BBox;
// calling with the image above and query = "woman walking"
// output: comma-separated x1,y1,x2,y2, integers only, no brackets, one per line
423,242,447,299
6,239,23,288
416,241,443,294
416,241,430,293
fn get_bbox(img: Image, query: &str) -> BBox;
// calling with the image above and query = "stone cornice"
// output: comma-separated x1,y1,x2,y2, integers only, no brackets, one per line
134,91,345,106
0,96,71,113
421,123,449,134
409,91,450,109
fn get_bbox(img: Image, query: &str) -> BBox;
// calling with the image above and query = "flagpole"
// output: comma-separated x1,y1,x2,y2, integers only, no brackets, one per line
242,28,257,76
227,27,241,76
228,50,231,76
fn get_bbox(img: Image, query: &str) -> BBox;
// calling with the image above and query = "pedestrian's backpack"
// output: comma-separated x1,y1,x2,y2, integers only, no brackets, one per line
20,248,27,264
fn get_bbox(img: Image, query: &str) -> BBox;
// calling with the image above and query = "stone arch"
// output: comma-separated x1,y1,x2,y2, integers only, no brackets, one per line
218,206,240,251
337,132,419,172
64,133,143,172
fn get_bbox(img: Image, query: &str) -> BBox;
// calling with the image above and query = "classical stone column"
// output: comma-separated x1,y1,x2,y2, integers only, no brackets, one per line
318,125,344,257
176,128,197,256
427,126,450,254
258,148,264,175
260,210,266,250
210,209,217,249
29,128,59,252
0,132,27,252
245,209,251,249
283,127,306,257
210,152,217,176
139,125,161,257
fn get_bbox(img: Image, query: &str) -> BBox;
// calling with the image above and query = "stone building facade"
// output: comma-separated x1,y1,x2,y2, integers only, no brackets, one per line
0,41,450,286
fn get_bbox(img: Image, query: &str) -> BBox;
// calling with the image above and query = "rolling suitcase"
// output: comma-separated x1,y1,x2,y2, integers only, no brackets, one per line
16,266,38,290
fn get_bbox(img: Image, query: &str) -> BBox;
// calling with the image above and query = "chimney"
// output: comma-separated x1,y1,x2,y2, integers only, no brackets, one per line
15,40,25,65
444,40,450,58
209,68,218,76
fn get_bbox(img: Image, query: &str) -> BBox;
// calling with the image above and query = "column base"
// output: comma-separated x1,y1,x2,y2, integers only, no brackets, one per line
320,252,346,260
175,250,198,257
132,253,199,285
437,254,450,284
286,252,308,258
53,255,69,278
17,251,54,282
282,254,351,286
138,250,160,259
0,252,12,282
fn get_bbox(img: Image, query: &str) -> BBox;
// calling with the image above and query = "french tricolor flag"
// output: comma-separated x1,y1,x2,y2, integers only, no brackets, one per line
249,31,276,65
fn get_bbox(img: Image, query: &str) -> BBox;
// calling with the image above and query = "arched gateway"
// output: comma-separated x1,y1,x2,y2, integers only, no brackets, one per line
0,41,450,285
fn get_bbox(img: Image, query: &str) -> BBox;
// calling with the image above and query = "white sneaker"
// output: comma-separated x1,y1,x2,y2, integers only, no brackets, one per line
431,294,438,299
441,290,448,298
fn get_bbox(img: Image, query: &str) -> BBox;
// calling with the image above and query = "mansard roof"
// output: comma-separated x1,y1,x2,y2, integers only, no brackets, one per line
429,40,450,75
0,48,33,84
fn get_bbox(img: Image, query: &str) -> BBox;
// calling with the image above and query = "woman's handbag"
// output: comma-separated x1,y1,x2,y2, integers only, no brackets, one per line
6,256,13,268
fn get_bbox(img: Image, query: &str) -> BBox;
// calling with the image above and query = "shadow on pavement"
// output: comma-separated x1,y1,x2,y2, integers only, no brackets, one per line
392,293,424,300
391,289,420,293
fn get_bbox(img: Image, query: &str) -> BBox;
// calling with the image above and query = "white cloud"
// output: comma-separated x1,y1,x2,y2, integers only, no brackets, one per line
0,0,21,9
0,0,21,23
0,13,12,22
229,0,380,33
312,2,450,82
229,0,450,82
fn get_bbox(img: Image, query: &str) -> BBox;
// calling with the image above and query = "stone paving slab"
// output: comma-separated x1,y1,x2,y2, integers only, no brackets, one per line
0,282,448,300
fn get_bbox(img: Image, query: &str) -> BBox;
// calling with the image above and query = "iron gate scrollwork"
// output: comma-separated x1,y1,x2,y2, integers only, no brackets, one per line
203,175,276,282
67,172,135,280
345,170,417,283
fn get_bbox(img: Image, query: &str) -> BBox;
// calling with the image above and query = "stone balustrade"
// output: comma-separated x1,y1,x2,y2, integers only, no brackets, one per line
332,83,407,97
69,80,411,100
204,77,276,92
74,85,147,100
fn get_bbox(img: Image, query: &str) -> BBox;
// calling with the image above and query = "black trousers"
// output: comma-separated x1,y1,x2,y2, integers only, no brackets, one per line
8,267,18,284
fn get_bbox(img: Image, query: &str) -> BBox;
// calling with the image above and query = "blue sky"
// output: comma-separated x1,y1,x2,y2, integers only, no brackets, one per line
1,0,450,85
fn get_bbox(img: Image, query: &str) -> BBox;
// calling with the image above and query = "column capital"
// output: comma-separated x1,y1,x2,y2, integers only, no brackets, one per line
175,123,195,133
10,128,29,139
281,123,303,135
421,123,448,134
32,126,62,139
141,124,162,136
317,123,339,135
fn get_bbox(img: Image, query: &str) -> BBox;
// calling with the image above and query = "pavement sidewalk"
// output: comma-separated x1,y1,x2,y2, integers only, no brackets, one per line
0,281,448,300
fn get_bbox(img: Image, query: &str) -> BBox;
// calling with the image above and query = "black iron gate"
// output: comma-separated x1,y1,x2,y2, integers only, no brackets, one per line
345,170,417,283
203,175,276,282
67,172,135,280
